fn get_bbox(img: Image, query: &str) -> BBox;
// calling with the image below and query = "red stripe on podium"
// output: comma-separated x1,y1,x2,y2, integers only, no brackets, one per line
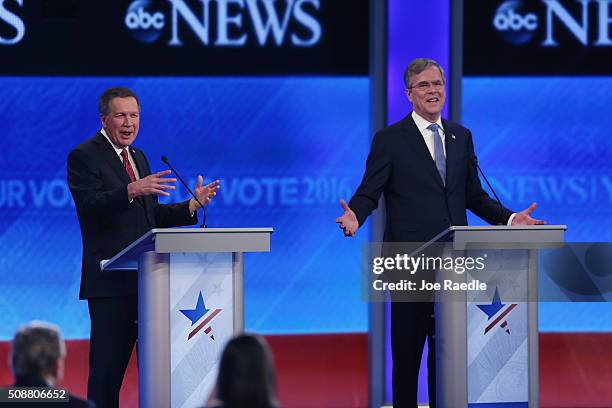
188,308,222,340
485,303,518,334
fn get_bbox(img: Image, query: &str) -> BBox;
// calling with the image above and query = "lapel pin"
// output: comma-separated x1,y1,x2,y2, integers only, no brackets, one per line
451,134,456,140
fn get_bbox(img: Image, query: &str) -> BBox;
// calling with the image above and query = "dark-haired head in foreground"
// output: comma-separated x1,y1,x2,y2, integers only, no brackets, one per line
212,334,278,408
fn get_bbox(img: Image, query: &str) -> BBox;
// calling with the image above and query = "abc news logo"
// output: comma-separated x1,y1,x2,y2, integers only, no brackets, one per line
124,0,322,47
0,0,25,45
125,0,165,41
493,0,612,46
495,9,537,31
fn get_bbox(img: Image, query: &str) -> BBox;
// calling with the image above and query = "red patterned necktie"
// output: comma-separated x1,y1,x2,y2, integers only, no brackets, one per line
121,149,136,182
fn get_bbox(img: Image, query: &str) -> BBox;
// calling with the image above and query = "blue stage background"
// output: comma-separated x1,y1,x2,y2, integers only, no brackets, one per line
2,75,611,340
0,77,370,340
463,76,612,332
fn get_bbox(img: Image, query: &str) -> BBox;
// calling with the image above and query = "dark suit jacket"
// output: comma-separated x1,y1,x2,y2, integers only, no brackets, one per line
67,132,198,299
349,114,512,243
5,375,94,407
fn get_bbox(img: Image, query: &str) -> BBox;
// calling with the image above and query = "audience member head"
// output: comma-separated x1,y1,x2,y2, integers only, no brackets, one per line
10,321,66,386
215,334,278,408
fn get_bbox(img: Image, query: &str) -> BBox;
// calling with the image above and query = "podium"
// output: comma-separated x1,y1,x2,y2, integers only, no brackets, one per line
368,225,566,408
432,225,566,407
101,227,273,408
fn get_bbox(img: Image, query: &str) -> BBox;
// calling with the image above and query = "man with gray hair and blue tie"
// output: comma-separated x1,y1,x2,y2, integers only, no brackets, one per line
336,57,545,407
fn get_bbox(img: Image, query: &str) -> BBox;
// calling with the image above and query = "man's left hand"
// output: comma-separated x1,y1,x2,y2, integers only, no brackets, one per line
511,202,546,225
189,176,220,213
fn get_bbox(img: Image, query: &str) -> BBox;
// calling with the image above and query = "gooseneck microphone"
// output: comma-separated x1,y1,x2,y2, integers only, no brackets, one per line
161,155,206,228
471,155,506,225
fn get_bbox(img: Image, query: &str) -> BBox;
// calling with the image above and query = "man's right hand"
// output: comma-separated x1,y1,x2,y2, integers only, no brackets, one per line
127,169,176,200
336,199,359,237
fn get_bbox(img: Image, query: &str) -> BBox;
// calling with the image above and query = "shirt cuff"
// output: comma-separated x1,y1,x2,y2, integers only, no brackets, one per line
507,213,517,225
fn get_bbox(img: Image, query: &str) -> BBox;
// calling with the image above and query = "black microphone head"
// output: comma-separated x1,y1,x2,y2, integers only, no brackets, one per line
161,155,169,164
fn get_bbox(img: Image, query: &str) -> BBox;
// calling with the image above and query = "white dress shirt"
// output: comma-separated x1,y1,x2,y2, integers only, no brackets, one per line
411,111,445,160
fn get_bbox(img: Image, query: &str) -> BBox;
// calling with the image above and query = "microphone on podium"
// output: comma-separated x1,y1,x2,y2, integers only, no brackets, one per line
471,155,506,225
161,155,207,228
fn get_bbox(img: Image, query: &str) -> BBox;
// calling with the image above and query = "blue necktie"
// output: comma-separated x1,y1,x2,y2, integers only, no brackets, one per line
428,123,446,186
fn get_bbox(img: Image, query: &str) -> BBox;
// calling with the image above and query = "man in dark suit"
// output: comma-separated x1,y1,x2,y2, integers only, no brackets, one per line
8,321,94,407
336,58,544,408
67,87,220,407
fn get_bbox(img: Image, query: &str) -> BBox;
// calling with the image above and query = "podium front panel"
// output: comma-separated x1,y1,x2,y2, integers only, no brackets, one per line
139,251,241,408
169,252,235,408
434,246,541,407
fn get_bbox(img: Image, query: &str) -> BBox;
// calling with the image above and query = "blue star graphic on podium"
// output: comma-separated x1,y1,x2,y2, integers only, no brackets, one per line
180,291,210,326
476,287,506,320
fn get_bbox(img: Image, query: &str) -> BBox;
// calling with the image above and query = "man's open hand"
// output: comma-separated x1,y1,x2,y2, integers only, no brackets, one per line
127,169,176,200
189,176,220,213
512,202,546,225
336,199,359,237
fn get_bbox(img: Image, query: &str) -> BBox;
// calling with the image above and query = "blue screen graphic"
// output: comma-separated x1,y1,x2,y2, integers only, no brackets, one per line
463,77,612,331
0,77,370,340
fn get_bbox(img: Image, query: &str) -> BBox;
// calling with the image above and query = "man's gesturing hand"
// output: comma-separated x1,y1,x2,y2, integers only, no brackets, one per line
189,176,221,213
127,169,176,200
512,202,547,225
336,199,359,237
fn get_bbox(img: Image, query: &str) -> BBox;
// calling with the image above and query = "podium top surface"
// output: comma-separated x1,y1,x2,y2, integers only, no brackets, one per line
447,225,567,232
429,224,567,249
102,227,273,271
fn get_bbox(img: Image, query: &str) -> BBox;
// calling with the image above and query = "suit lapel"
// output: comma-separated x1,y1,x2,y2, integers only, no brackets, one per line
130,147,154,227
94,134,153,226
93,132,133,185
442,119,459,189
130,147,150,180
401,114,445,189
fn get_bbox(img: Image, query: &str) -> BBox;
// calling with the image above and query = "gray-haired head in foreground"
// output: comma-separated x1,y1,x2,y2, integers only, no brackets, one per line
11,321,66,378
404,58,446,89
98,86,140,116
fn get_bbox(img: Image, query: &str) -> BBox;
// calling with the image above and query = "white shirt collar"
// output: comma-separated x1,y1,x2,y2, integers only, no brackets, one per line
411,111,444,135
100,128,128,156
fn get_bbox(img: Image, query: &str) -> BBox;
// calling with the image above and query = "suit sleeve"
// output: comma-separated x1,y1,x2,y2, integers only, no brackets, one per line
465,130,513,225
154,199,198,228
67,147,131,218
349,131,392,226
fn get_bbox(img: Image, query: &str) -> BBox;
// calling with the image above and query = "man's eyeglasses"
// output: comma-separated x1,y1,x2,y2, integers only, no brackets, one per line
407,80,445,91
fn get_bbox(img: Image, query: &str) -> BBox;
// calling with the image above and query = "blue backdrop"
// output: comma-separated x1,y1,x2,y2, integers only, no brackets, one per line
463,76,612,332
2,75,610,340
0,77,370,340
